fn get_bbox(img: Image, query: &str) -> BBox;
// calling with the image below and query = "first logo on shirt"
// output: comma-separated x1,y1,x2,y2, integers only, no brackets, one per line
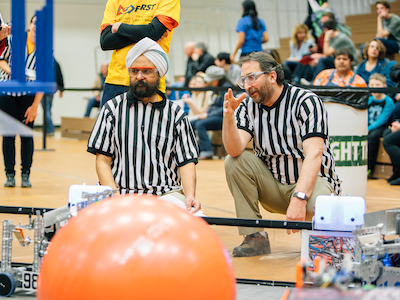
117,4,156,15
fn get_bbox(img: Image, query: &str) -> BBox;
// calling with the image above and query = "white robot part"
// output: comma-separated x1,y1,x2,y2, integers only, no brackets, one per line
314,195,366,231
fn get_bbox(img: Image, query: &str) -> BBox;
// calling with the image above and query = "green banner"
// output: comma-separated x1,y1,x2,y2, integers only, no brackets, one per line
329,135,368,167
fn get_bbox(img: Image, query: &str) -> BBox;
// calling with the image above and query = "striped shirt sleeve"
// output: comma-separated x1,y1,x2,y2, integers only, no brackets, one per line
236,98,254,136
87,100,116,157
298,94,328,141
0,36,10,81
174,114,199,166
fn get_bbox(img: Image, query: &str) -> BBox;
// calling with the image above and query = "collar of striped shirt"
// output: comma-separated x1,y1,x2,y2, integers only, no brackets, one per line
260,82,288,111
126,90,167,110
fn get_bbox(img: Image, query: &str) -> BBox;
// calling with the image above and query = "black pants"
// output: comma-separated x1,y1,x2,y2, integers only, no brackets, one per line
368,126,387,174
0,95,35,175
383,128,400,173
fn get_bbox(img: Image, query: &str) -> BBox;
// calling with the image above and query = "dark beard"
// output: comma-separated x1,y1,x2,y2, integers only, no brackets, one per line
248,79,273,105
129,78,159,99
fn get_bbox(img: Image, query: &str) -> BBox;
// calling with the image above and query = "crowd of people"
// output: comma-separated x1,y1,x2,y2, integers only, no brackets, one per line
280,0,400,185
175,0,400,185
0,0,399,259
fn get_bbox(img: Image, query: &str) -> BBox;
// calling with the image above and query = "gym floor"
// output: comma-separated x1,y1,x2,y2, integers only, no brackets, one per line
0,129,398,299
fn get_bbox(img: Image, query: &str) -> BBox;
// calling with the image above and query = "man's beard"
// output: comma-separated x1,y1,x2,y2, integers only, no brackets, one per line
247,78,274,105
130,78,159,98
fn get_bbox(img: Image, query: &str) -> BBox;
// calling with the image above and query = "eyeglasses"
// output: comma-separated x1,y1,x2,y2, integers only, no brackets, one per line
128,67,159,78
237,71,269,89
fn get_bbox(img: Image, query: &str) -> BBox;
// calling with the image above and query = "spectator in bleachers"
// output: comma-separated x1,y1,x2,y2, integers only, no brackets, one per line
166,76,190,115
41,58,64,135
367,73,396,179
389,64,400,109
304,0,329,41
214,52,242,86
183,75,212,121
167,76,188,101
313,49,366,87
264,49,292,81
311,19,357,80
382,95,400,185
84,61,108,118
282,23,317,84
230,0,269,62
183,41,195,86
375,1,400,56
313,12,335,54
394,98,400,121
393,93,400,124
184,42,215,87
292,12,336,84
390,64,400,108
383,117,400,185
356,39,396,87
191,66,231,160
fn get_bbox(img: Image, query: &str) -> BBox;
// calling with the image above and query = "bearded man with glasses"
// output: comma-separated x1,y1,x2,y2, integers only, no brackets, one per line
87,38,201,214
223,51,341,257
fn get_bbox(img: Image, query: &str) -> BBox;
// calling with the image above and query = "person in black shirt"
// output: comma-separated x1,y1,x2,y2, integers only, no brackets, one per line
184,42,215,87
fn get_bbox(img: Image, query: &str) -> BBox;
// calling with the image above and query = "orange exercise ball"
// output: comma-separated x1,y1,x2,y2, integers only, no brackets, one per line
37,195,236,300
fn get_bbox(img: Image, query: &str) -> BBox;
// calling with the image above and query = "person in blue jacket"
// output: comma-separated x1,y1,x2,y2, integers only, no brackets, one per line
230,0,269,62
356,39,397,87
367,73,396,178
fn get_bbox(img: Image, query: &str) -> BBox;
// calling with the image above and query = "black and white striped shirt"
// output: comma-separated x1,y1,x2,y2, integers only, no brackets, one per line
236,83,341,195
0,34,37,96
0,36,10,81
87,91,199,196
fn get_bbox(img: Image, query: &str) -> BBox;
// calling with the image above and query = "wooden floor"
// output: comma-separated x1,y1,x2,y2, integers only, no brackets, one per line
0,130,399,283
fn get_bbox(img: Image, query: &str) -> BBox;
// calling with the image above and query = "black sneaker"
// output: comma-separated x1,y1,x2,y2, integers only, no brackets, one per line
21,174,31,188
387,171,400,183
233,232,271,257
389,177,400,186
4,174,15,187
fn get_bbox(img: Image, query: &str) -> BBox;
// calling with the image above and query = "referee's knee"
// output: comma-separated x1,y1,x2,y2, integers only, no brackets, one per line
224,154,237,176
224,151,249,175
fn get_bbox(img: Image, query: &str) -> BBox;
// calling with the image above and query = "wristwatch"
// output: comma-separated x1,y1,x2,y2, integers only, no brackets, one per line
293,191,309,202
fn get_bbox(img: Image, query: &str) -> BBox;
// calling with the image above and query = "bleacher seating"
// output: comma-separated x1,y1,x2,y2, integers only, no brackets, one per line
277,0,400,63
275,1,399,179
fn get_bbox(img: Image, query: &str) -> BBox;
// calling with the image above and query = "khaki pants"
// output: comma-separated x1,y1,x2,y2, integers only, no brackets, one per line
225,151,334,236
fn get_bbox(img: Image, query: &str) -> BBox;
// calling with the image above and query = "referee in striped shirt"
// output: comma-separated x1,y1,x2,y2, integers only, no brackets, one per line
223,51,341,257
87,38,201,214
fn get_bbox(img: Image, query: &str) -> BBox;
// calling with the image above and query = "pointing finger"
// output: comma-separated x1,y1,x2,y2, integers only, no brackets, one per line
224,88,234,101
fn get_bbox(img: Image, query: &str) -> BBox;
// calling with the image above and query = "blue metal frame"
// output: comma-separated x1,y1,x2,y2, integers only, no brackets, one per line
0,0,56,94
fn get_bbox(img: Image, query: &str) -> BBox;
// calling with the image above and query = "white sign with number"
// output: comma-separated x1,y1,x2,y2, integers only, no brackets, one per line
22,272,38,291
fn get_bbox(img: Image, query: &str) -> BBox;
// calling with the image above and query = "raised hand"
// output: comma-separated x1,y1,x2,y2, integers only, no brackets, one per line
223,88,247,117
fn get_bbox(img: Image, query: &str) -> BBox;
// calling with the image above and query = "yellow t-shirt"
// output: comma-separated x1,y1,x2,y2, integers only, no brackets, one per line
27,35,35,55
101,0,180,93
